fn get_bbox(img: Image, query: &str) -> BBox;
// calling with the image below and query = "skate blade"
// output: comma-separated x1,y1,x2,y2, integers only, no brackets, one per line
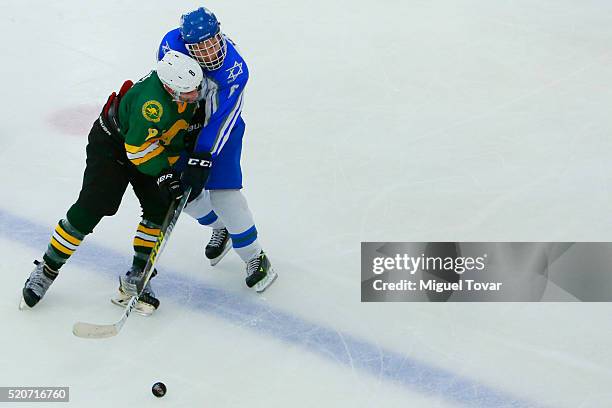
209,242,232,266
110,297,154,317
18,297,31,311
254,268,278,293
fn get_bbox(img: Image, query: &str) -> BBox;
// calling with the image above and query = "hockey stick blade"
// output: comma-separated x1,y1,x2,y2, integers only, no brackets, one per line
72,321,120,339
73,296,136,339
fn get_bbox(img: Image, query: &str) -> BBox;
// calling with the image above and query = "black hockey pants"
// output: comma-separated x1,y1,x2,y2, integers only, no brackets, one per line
65,116,168,235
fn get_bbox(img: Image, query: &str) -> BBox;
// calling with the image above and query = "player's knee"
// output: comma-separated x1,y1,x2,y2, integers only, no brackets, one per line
210,189,247,211
75,191,122,218
97,202,121,218
66,203,105,235
142,210,165,227
184,189,214,219
210,189,255,232
140,200,169,227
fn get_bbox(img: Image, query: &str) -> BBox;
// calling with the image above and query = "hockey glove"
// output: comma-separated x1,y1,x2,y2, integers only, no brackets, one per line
156,169,184,203
182,152,212,202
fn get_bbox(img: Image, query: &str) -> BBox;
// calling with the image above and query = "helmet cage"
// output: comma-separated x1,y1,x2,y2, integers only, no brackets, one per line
185,32,227,71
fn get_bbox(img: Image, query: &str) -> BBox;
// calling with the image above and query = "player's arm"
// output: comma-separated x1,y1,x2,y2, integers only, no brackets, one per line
193,78,246,157
184,62,248,198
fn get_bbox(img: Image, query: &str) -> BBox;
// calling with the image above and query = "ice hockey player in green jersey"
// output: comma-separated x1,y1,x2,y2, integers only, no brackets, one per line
20,51,207,315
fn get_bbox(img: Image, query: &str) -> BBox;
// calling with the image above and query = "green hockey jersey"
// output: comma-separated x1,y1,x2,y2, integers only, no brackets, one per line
118,71,198,176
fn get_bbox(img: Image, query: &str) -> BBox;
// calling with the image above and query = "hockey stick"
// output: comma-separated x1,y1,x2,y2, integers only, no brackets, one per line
72,187,192,339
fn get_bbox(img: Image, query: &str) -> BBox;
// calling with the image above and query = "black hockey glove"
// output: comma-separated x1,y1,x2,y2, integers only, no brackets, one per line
182,152,212,202
156,169,184,203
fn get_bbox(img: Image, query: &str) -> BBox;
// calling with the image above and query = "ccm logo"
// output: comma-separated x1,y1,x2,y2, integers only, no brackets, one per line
188,158,212,167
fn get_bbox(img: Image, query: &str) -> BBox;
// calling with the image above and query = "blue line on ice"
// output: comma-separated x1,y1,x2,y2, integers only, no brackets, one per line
2,209,547,408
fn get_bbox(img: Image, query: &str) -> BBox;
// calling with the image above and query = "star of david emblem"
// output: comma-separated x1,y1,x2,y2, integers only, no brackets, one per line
226,61,243,83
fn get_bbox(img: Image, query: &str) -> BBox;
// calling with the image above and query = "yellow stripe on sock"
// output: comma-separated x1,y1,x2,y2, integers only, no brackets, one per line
133,237,156,248
51,237,75,255
137,225,161,236
55,225,82,246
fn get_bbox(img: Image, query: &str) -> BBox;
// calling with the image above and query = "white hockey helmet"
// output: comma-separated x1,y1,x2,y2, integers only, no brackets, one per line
157,51,203,98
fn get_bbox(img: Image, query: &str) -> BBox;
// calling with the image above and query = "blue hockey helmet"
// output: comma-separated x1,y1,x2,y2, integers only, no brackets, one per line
180,7,227,70
180,7,220,43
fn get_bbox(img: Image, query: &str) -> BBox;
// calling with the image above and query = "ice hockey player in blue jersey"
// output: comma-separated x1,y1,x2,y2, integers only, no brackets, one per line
157,6,277,293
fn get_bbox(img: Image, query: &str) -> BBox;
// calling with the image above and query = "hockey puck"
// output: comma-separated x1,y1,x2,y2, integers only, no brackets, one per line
152,382,166,398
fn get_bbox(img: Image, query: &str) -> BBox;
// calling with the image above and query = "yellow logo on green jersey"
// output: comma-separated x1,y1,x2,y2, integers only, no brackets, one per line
142,100,163,123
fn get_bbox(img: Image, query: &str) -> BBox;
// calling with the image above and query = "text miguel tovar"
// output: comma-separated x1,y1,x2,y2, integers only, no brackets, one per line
372,278,502,292
372,253,487,275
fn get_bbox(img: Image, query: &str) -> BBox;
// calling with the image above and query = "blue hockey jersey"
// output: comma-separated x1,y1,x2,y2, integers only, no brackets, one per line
158,28,248,158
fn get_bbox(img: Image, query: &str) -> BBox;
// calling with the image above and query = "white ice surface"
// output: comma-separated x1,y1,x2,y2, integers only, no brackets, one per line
1,0,612,407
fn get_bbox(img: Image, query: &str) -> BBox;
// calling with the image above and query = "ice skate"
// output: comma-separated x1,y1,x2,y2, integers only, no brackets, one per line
20,260,58,310
245,251,277,293
111,268,160,316
205,227,231,266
